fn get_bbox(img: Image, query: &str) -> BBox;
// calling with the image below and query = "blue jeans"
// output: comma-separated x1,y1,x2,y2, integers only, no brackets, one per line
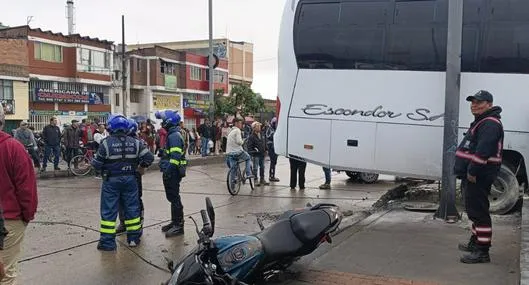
252,155,265,179
43,144,60,168
188,140,196,155
323,167,332,184
100,176,141,249
227,151,252,181
201,137,209,157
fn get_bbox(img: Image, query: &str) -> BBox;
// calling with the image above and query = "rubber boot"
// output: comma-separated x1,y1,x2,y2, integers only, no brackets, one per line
165,206,184,238
458,235,477,252
460,248,490,264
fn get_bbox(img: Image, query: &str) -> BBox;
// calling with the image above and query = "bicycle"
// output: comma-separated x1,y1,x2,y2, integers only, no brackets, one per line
226,154,254,196
70,147,95,176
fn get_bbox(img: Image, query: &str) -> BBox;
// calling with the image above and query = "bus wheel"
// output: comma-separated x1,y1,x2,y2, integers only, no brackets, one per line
489,165,520,215
345,171,359,180
359,173,379,184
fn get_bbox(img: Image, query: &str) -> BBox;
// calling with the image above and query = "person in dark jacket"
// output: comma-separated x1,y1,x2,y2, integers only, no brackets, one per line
14,122,40,170
62,120,82,169
247,122,270,186
266,118,280,182
157,110,188,238
41,117,62,172
0,104,38,283
197,119,212,157
454,90,504,264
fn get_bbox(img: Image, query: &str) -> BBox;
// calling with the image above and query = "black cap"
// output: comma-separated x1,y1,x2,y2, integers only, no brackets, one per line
71,119,79,124
466,90,493,103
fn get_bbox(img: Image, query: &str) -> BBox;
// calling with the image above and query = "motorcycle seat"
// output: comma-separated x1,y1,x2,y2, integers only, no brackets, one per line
256,219,304,261
290,210,331,244
256,210,332,261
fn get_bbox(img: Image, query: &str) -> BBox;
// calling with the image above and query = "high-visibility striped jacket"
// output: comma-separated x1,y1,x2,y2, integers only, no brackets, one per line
454,107,504,178
92,133,154,176
159,126,187,174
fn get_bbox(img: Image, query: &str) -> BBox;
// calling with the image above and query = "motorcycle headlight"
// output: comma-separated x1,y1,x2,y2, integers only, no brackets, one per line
168,263,184,285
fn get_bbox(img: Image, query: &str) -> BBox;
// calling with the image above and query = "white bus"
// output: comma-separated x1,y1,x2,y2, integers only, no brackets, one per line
275,0,529,214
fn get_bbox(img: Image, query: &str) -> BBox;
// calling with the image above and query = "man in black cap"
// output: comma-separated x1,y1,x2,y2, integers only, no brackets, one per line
454,90,504,264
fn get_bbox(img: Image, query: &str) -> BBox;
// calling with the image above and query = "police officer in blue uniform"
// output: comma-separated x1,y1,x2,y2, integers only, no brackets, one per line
116,118,146,234
92,114,154,250
156,110,187,237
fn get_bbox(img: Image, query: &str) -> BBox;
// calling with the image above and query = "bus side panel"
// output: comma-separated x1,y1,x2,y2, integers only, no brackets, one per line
330,120,377,171
374,124,444,179
287,117,331,165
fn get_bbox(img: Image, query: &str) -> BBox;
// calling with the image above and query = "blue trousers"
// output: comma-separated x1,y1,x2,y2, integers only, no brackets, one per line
323,167,332,184
43,144,60,168
99,176,141,249
252,155,265,179
201,137,209,157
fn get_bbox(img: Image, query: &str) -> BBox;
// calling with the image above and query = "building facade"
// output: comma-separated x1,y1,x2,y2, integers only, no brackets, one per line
120,46,228,130
0,26,114,131
0,37,29,133
128,38,253,93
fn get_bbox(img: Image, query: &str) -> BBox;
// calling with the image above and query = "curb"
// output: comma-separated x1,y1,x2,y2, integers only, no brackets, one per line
520,195,529,284
36,155,226,180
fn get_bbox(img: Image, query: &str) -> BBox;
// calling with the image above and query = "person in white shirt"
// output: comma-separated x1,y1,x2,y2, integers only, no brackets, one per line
226,118,253,181
94,123,108,147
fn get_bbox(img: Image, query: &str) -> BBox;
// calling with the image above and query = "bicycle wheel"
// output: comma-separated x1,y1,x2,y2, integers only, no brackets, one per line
226,168,241,196
70,155,92,176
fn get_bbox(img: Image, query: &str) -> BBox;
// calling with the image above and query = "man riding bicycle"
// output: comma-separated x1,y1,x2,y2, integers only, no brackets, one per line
226,117,253,181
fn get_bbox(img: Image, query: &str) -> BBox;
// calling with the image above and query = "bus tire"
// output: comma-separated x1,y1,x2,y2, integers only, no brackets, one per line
345,171,359,180
489,165,520,215
359,172,379,184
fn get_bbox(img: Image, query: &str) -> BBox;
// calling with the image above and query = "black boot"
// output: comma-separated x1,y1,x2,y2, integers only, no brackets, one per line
458,235,477,252
460,248,490,264
165,206,184,238
161,222,174,232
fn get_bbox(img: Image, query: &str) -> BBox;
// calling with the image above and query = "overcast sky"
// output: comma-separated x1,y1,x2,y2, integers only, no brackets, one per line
0,0,286,99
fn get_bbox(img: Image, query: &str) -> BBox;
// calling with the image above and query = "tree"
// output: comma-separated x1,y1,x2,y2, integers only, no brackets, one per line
214,84,266,118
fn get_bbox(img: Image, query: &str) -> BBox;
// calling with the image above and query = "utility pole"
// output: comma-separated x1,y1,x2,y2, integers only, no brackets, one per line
208,0,215,122
436,0,463,222
121,15,128,117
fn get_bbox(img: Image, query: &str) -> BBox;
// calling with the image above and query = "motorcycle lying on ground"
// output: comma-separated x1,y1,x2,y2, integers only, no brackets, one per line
163,198,343,285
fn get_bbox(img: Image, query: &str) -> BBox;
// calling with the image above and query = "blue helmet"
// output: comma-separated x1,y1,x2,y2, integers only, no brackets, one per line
155,109,181,128
107,114,129,134
127,118,138,136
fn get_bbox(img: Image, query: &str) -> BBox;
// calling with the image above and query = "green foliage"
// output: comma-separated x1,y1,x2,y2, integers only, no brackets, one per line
214,84,266,117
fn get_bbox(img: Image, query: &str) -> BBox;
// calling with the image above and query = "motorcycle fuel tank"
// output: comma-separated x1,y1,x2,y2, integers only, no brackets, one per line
215,235,264,280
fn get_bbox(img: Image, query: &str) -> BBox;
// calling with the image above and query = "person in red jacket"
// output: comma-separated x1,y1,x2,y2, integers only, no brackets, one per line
0,104,38,284
157,127,168,157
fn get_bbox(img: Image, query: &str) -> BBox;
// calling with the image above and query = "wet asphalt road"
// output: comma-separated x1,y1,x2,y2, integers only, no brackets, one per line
19,157,396,285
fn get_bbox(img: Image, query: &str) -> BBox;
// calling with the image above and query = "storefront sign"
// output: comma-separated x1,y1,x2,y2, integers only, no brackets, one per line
183,99,210,111
35,88,104,105
153,93,181,111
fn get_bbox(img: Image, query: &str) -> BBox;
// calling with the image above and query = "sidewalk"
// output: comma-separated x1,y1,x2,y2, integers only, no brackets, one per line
284,208,520,285
36,153,226,179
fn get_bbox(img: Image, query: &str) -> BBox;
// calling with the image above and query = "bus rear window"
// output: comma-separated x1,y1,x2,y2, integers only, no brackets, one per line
293,0,529,74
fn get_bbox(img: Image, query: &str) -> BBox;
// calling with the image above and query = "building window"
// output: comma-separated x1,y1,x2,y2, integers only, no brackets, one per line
161,62,176,75
136,58,142,72
130,90,141,103
0,80,13,100
190,66,203,81
34,42,63,63
115,93,120,106
77,48,111,73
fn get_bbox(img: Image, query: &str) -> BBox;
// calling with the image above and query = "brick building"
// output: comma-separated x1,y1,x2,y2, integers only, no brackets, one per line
0,36,29,133
0,25,114,131
128,38,253,94
119,45,228,130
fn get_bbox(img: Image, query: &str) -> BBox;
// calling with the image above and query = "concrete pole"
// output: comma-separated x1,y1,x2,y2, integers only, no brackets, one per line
436,0,463,222
122,15,128,117
208,0,215,122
